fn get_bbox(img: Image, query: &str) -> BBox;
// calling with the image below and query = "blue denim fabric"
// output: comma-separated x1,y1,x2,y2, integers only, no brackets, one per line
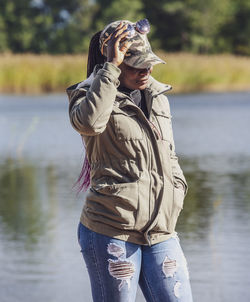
78,222,193,302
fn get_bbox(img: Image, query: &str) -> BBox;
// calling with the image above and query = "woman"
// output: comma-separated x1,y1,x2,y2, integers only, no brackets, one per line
67,19,193,302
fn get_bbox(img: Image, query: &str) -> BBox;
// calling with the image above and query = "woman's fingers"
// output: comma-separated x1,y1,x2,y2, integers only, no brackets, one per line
114,31,132,53
119,40,132,54
118,30,131,42
107,23,127,48
113,30,130,49
113,23,127,38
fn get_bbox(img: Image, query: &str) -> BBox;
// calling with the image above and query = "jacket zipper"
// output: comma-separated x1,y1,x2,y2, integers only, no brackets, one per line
116,89,170,246
143,91,155,246
145,123,152,227
119,95,154,245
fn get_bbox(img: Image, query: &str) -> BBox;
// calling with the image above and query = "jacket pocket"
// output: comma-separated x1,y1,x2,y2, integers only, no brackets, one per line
152,108,172,142
111,109,143,141
168,187,185,233
91,159,141,186
90,181,139,229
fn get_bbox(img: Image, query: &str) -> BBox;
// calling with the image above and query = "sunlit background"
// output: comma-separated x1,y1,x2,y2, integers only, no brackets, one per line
0,1,250,302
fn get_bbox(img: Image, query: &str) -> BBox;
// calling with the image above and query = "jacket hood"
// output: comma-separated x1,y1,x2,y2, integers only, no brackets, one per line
76,73,95,89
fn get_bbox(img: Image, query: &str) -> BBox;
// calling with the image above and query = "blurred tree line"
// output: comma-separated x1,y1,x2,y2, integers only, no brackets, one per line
0,0,250,55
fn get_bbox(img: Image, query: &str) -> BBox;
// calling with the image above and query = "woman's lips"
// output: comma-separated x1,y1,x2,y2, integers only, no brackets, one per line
137,78,149,84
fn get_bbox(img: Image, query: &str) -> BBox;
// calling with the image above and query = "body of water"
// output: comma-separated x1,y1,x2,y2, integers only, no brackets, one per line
0,91,250,302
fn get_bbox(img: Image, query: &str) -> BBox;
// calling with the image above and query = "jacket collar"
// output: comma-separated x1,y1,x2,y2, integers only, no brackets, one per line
145,76,172,97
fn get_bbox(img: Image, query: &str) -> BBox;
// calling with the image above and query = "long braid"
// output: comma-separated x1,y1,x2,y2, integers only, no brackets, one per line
76,31,106,193
87,31,106,77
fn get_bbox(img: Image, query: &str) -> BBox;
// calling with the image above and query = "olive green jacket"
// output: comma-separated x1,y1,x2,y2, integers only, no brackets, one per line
67,62,187,245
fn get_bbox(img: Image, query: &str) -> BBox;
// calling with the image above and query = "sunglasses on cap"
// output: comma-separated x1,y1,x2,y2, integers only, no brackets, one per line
100,19,151,56
125,19,150,38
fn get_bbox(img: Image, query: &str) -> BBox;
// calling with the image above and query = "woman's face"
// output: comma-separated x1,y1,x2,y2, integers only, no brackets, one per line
118,63,153,90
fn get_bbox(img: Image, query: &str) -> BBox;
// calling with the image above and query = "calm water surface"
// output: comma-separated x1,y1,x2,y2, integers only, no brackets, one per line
0,92,250,302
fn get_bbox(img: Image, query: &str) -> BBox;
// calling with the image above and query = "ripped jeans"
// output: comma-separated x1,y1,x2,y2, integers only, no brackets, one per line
78,223,193,302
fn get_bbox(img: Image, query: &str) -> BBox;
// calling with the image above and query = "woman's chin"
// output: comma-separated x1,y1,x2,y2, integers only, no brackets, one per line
136,80,149,90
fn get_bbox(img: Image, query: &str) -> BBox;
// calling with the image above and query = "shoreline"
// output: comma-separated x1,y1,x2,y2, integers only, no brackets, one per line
0,53,250,95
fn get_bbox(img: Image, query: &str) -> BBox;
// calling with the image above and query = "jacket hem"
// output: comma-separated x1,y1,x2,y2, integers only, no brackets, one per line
80,214,175,246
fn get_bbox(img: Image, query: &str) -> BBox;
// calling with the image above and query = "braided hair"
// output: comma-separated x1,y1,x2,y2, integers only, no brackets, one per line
76,31,106,193
87,31,106,77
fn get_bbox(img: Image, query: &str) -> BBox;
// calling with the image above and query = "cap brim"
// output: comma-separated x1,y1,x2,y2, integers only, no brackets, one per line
124,52,166,69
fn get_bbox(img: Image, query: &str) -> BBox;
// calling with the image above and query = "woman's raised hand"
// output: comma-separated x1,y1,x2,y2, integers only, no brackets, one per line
106,22,132,67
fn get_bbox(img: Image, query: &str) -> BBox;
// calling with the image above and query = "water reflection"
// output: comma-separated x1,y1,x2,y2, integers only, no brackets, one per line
178,164,214,238
178,156,250,237
0,158,58,248
0,155,85,302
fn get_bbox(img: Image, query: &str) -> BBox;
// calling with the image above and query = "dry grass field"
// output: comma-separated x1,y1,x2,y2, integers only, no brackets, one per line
0,53,249,94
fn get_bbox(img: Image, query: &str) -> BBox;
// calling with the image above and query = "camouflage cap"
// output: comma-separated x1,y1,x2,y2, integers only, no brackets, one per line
100,20,165,69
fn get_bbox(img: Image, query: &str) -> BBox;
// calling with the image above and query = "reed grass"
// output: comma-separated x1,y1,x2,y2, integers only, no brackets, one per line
0,53,86,94
0,53,249,94
154,52,250,93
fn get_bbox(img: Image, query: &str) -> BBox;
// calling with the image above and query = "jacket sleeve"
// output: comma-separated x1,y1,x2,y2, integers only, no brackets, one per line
167,98,188,195
67,62,121,136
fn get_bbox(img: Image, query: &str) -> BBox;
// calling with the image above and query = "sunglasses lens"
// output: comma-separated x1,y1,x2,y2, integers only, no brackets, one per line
136,19,150,34
125,24,136,38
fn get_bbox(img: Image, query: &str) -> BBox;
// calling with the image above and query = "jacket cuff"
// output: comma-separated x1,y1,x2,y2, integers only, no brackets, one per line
97,62,121,87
